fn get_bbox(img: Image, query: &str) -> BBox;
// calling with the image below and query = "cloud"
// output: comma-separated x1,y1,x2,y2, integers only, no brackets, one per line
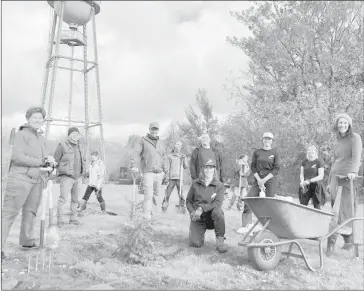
2,1,251,143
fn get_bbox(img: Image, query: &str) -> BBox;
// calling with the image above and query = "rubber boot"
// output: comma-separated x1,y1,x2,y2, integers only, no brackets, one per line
216,237,228,253
326,236,336,257
161,200,169,213
241,213,252,227
342,234,353,251
77,199,87,211
100,201,106,213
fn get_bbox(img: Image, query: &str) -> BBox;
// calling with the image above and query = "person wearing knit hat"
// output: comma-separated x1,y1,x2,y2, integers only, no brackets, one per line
68,127,80,136
53,127,86,227
1,106,54,260
326,113,363,256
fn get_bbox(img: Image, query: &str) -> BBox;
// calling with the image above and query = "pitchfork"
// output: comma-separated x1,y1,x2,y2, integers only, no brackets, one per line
28,166,58,273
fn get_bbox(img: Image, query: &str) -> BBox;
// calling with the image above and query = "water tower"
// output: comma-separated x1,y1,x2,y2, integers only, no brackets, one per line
41,1,105,164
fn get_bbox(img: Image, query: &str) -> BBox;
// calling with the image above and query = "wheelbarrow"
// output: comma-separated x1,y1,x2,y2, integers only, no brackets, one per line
238,177,363,272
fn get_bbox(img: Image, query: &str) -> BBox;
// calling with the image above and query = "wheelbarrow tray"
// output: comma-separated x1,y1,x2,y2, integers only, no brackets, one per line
242,197,334,239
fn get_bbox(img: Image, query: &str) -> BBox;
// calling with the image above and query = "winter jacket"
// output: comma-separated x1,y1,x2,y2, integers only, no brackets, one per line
89,159,106,189
190,146,226,183
167,150,188,180
130,135,168,174
54,140,86,178
186,177,225,214
8,124,47,184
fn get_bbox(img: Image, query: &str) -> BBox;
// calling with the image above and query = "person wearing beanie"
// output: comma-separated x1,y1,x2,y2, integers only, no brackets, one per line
53,127,86,227
2,106,56,260
130,122,168,220
326,113,362,256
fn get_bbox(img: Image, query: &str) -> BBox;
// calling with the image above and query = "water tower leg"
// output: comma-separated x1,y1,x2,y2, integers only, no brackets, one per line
45,1,65,139
40,11,57,107
83,24,90,166
91,11,106,163
68,45,75,128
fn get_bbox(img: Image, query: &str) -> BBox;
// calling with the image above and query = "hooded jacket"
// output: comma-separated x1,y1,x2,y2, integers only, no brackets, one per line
8,124,46,184
130,134,168,173
186,177,225,214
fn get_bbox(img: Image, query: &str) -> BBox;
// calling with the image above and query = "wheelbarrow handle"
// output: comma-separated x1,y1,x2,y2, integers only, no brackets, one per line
335,174,363,180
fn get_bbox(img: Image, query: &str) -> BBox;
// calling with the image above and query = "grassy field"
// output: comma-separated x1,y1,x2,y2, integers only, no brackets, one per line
1,183,363,290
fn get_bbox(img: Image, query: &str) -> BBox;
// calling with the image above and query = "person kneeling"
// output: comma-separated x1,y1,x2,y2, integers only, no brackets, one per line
186,159,227,253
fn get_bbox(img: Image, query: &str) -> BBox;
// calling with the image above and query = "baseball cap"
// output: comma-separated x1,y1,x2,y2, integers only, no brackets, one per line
149,122,159,129
203,159,216,167
262,132,274,139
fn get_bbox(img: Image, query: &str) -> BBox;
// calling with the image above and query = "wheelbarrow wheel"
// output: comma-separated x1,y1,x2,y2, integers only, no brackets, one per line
247,231,282,271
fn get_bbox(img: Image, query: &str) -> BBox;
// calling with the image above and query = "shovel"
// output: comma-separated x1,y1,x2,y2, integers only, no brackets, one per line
130,170,138,220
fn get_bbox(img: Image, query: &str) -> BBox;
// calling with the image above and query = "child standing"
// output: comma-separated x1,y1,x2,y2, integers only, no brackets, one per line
78,151,106,213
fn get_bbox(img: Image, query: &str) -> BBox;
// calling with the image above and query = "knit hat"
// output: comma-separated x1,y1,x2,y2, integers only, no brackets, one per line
335,113,353,127
25,106,46,119
68,127,80,136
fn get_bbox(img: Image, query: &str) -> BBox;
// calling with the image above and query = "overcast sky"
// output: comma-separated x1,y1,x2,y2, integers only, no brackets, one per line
2,1,250,144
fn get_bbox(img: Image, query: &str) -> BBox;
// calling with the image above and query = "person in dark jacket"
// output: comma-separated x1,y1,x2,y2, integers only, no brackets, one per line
241,132,280,227
299,145,327,209
1,107,56,260
54,127,86,227
161,141,188,213
186,159,227,253
190,133,226,183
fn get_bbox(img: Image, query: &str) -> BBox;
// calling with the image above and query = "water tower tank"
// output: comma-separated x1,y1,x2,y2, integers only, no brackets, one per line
48,1,100,26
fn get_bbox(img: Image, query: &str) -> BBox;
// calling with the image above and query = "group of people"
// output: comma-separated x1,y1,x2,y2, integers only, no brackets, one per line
1,106,106,260
130,114,362,255
1,106,362,259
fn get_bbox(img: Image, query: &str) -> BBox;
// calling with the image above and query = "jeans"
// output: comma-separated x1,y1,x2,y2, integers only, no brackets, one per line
142,172,164,219
189,208,225,247
162,179,185,208
2,176,43,247
57,176,81,222
228,186,247,209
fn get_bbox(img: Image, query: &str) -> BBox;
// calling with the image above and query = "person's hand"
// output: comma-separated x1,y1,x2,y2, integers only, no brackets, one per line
131,167,139,174
326,185,330,194
45,156,57,167
300,181,305,188
194,207,203,220
257,178,265,187
347,173,356,180
211,193,217,201
303,180,310,186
